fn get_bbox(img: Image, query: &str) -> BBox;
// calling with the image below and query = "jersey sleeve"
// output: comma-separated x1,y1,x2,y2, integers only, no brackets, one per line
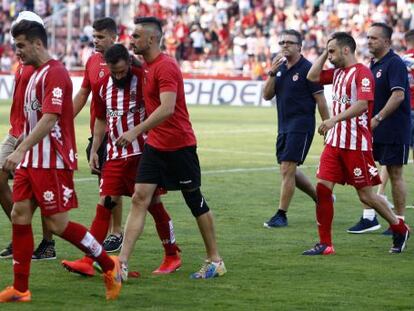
319,69,334,85
93,86,106,120
388,57,408,92
158,61,180,93
355,66,374,101
42,67,70,115
81,58,91,89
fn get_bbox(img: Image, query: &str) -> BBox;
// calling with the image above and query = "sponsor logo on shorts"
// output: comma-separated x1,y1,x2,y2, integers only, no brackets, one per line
62,184,73,206
368,164,378,177
43,190,55,202
179,179,192,185
353,167,362,177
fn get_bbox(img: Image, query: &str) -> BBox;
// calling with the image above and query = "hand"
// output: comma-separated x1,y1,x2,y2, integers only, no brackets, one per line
3,149,25,173
318,118,336,135
269,54,287,73
89,152,101,174
370,117,379,130
116,128,138,147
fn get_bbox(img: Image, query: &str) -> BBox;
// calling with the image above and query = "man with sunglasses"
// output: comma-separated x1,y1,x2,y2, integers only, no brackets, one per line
262,29,329,228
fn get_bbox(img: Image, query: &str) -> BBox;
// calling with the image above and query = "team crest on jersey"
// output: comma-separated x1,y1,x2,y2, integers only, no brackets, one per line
99,70,105,78
376,70,382,78
43,190,55,202
276,71,282,77
292,73,299,81
353,167,362,177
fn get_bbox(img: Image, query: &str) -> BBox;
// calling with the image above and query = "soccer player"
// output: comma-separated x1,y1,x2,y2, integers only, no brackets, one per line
0,20,121,302
304,32,410,255
73,17,180,272
116,16,226,279
0,11,56,261
73,17,123,252
62,44,181,276
348,23,412,234
262,29,329,228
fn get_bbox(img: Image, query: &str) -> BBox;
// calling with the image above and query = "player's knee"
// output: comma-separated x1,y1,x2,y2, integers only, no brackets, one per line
131,191,150,210
316,183,332,202
182,188,210,217
103,196,118,210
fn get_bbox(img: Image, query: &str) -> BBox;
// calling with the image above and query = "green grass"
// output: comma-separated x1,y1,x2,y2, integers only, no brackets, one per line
0,100,413,310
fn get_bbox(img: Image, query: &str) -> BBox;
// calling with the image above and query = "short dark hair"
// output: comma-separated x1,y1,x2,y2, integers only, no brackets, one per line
328,32,356,53
371,22,393,40
134,16,163,34
281,29,302,45
104,43,130,65
405,29,414,42
93,17,117,34
11,20,47,47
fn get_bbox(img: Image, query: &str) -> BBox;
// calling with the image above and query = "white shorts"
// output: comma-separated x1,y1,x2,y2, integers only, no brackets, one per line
0,134,18,169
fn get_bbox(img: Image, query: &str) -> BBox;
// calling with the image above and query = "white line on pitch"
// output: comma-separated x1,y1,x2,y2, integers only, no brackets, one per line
74,164,319,182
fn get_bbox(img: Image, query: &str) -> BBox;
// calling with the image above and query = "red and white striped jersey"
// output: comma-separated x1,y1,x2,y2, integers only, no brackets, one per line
95,67,146,160
319,64,375,151
21,59,77,170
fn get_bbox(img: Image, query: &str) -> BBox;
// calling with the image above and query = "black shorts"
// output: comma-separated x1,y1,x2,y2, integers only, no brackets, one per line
276,132,314,165
373,142,409,166
86,135,108,174
136,144,201,191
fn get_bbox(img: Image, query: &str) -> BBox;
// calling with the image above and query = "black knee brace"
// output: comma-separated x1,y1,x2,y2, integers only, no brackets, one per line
104,196,117,210
182,189,210,217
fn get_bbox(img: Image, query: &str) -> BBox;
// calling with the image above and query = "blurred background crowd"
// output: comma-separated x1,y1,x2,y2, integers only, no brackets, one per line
1,0,414,79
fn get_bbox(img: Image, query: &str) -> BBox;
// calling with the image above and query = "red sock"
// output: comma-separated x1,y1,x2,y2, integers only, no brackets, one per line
89,204,112,244
60,221,114,272
390,218,408,235
316,183,334,246
12,224,33,292
148,202,180,256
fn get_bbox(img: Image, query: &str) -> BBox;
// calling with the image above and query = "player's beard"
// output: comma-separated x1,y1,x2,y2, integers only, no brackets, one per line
112,69,132,88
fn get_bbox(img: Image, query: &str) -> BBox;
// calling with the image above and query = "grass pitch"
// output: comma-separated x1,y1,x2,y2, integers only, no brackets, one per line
0,100,413,310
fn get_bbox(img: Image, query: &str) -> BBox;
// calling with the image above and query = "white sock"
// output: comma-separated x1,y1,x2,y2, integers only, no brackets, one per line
363,209,376,221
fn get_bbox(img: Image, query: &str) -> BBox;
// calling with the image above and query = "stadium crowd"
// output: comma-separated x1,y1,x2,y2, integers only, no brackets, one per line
1,0,414,78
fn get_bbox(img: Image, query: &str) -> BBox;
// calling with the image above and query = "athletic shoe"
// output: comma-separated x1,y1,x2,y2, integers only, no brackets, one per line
302,243,335,255
347,217,381,234
390,226,410,254
103,233,123,253
0,286,31,303
0,243,12,259
152,254,182,275
263,213,288,228
103,256,122,300
190,260,227,279
32,239,56,261
61,257,95,277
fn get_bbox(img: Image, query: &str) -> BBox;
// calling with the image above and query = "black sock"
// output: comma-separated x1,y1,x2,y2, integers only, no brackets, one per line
276,209,287,217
